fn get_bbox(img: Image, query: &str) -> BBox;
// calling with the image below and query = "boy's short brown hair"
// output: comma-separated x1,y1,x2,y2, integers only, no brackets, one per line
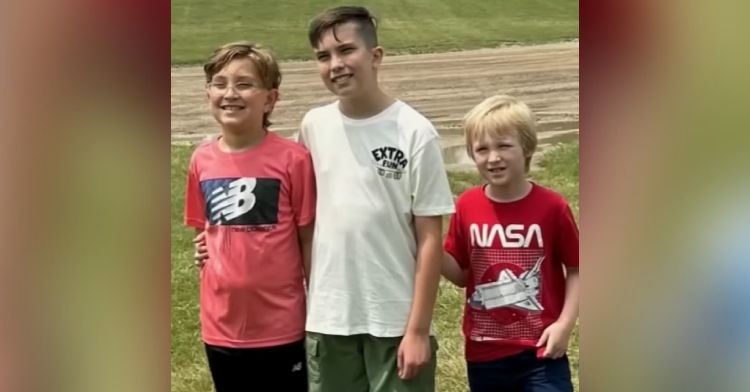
308,6,379,49
203,41,282,128
463,95,539,172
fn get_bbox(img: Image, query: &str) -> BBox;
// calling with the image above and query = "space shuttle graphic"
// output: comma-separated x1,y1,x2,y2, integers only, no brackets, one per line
468,256,545,312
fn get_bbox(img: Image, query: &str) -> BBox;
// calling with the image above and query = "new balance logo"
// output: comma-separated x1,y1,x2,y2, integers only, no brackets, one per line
201,177,281,226
209,178,257,222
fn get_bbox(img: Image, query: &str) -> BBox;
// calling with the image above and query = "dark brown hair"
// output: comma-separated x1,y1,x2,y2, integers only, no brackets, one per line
308,6,379,49
203,41,282,128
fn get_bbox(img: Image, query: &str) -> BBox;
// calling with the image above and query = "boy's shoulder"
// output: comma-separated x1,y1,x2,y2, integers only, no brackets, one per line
265,131,310,158
188,138,216,164
301,101,340,125
529,182,572,211
390,100,437,136
455,185,487,208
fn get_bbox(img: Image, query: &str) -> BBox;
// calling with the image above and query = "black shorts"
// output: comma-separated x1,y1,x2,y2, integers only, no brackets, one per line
204,339,308,392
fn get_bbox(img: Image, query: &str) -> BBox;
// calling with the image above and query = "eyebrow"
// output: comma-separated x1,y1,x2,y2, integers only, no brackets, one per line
211,75,257,82
314,42,357,54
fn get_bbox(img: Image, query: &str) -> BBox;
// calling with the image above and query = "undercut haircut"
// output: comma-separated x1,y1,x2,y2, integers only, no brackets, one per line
308,6,379,49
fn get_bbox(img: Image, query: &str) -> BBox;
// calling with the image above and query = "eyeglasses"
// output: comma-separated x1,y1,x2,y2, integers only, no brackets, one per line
206,81,262,93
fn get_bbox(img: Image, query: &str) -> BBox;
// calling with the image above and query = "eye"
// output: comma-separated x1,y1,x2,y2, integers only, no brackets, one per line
316,54,329,61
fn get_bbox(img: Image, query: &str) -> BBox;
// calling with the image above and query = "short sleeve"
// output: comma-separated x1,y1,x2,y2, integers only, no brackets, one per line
410,135,456,216
295,114,310,148
184,157,206,229
290,150,317,226
443,205,470,269
555,203,579,268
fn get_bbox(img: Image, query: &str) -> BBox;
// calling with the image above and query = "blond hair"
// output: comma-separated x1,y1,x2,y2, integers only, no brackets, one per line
203,42,282,128
463,95,539,172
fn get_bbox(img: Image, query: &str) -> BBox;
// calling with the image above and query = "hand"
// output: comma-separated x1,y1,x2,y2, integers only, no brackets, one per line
536,321,573,359
193,231,208,268
397,332,431,380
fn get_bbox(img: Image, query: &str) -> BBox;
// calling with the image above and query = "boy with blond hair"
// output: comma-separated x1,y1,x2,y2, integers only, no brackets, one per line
184,42,316,392
442,95,579,392
298,5,455,392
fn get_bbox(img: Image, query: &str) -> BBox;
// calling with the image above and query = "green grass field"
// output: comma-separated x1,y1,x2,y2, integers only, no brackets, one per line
171,0,579,64
170,143,579,392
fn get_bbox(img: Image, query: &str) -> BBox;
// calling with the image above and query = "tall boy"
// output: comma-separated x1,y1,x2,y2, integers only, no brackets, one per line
298,6,455,392
442,95,579,392
184,42,316,392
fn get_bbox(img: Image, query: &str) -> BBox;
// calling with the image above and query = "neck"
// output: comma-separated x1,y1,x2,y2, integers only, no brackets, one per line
486,178,532,203
218,125,267,152
338,87,395,119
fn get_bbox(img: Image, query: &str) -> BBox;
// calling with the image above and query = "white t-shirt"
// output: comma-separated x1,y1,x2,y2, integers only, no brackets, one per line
297,100,456,337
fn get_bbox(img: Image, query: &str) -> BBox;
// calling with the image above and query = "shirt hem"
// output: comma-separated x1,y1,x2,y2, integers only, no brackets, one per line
305,325,436,338
202,331,305,349
464,339,543,362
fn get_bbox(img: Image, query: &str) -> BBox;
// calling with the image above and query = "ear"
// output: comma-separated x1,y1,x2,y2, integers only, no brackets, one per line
265,89,280,112
371,45,384,68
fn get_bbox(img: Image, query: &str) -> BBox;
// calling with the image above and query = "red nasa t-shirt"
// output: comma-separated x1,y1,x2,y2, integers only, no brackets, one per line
444,183,579,362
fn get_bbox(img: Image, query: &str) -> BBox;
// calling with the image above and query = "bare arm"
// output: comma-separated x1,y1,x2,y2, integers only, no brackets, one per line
557,267,579,329
297,222,315,286
406,215,444,336
442,251,468,288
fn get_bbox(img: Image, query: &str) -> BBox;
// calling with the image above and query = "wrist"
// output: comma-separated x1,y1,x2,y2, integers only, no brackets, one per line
556,317,577,331
406,326,430,337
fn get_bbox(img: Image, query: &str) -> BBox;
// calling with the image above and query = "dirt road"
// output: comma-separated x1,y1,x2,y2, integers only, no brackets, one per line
172,41,578,169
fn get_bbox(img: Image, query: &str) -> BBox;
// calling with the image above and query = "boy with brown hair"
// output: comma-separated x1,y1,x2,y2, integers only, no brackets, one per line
442,95,579,392
184,42,316,392
297,5,455,392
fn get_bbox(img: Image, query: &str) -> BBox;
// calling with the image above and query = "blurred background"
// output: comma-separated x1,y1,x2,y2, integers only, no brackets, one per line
0,0,748,391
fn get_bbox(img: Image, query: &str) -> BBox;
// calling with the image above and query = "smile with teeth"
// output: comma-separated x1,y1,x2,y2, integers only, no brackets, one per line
488,167,506,173
221,105,245,112
331,74,352,84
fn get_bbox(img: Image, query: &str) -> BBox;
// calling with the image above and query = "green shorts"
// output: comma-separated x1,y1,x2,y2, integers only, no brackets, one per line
306,332,439,392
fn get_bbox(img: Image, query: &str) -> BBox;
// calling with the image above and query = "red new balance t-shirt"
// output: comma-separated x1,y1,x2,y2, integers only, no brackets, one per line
444,183,579,362
184,132,316,348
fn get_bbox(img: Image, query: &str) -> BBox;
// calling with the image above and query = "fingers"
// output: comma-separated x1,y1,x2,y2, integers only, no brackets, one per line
195,244,207,256
397,349,404,379
542,339,566,359
536,328,550,348
400,361,419,380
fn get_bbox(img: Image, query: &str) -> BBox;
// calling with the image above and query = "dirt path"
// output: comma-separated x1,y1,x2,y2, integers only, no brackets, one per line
172,41,578,168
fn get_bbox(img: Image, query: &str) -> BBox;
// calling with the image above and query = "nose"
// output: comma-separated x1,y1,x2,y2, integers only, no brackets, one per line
222,85,239,99
488,149,503,162
331,54,345,72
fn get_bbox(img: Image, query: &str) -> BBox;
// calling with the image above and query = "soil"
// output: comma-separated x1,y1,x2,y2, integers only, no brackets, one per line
171,41,579,169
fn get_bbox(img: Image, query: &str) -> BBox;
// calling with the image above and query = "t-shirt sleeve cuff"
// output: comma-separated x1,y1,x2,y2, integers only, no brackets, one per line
185,218,205,229
296,214,315,227
412,205,456,217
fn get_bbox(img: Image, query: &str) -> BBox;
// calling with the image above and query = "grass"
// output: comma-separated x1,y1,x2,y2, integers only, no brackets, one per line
171,0,579,64
170,141,579,392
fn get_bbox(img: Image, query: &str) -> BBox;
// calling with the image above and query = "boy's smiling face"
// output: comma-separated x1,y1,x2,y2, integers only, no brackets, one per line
313,22,383,100
206,57,277,132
